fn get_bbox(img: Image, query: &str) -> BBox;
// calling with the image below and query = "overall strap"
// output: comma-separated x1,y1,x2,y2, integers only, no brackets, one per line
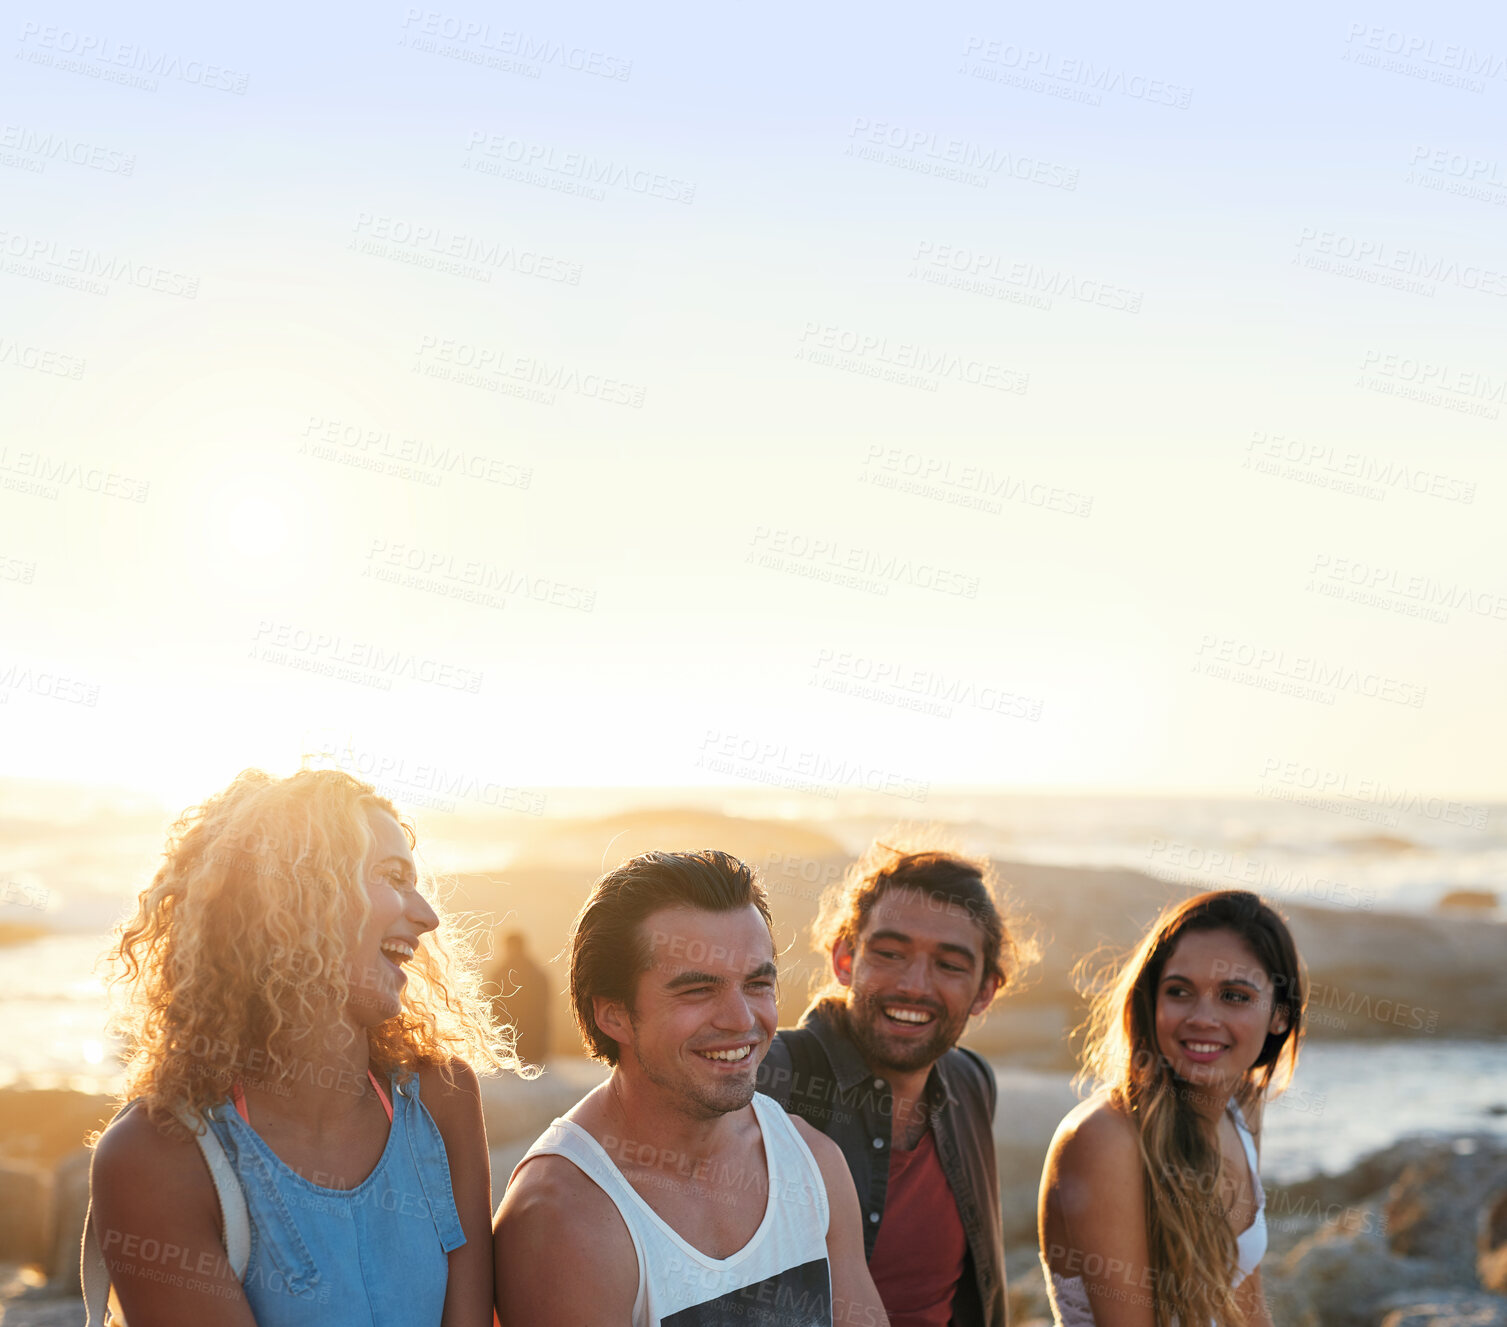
81,1104,251,1327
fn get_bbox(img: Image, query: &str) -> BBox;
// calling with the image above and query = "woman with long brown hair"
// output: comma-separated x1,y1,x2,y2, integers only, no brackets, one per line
1037,890,1304,1326
85,768,517,1326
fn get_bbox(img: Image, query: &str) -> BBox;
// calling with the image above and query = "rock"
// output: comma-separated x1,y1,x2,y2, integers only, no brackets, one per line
1004,1244,1050,1325
0,1165,50,1266
43,1152,91,1296
1480,1190,1507,1295
1281,1221,1452,1327
1257,1267,1320,1327
0,1092,115,1170
1387,1141,1507,1280
0,1295,87,1326
1378,1290,1507,1325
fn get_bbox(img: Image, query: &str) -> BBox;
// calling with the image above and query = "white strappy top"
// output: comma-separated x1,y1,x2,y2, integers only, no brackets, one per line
1041,1100,1267,1326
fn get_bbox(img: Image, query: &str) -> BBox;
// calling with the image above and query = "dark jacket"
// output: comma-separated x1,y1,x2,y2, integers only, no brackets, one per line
757,999,1008,1327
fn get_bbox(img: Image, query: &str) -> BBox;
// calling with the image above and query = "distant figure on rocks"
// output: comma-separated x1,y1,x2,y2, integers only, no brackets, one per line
486,930,551,1067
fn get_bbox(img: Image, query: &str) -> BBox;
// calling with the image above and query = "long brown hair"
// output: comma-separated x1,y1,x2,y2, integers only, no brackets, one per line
1079,890,1305,1326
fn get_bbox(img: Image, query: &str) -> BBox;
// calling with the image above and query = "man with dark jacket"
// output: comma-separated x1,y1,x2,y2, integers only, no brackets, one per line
758,845,1022,1327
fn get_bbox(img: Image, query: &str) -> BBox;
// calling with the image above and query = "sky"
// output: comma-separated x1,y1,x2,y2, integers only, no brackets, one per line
3,1,1506,810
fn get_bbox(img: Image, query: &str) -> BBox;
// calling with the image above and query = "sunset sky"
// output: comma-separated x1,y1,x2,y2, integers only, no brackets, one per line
4,3,1505,810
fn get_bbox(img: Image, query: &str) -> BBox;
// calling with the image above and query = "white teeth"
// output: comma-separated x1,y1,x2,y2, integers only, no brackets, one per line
380,939,415,962
885,1008,933,1024
1185,1041,1225,1053
699,1046,752,1062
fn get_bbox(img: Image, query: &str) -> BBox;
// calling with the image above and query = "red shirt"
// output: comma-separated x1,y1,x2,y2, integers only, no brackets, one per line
868,1127,968,1327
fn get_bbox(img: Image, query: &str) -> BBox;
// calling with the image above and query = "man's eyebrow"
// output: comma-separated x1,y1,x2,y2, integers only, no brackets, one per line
869,929,978,964
664,970,724,991
663,961,777,990
1162,970,1260,990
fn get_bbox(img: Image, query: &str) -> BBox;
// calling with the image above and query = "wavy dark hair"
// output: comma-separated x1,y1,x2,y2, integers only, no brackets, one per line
569,849,772,1064
1079,889,1305,1327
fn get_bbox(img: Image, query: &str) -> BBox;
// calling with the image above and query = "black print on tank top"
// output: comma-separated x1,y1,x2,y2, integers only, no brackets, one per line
661,1256,832,1326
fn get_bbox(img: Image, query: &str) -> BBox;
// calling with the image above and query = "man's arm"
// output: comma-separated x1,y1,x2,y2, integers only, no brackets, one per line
418,1061,495,1327
493,1155,639,1326
792,1118,888,1327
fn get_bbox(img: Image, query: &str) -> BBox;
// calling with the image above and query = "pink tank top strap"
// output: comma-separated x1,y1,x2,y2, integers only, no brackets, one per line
232,1068,393,1124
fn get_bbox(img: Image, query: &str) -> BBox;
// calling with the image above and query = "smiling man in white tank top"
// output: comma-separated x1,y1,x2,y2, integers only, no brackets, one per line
493,850,888,1327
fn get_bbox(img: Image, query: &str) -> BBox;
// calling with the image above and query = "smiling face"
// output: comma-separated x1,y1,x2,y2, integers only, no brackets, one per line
344,808,438,1029
835,886,999,1075
1153,927,1289,1094
596,904,778,1120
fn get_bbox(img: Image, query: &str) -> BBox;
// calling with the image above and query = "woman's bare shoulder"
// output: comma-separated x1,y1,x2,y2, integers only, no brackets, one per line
1048,1092,1143,1180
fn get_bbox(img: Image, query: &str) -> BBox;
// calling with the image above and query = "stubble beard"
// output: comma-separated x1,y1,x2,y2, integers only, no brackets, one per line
844,990,967,1074
629,1022,758,1120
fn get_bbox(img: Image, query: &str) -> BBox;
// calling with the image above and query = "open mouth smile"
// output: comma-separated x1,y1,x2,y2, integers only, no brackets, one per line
1179,1039,1229,1063
379,938,415,976
694,1045,755,1064
881,1005,937,1028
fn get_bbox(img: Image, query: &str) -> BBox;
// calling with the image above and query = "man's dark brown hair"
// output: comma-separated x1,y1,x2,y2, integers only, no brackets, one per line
569,849,773,1064
813,842,1025,1002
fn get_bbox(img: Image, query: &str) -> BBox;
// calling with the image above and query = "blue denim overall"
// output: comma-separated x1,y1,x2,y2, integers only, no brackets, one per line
202,1070,466,1326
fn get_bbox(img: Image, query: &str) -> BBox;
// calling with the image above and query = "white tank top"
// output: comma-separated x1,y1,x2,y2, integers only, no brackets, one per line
1042,1100,1267,1326
512,1092,833,1327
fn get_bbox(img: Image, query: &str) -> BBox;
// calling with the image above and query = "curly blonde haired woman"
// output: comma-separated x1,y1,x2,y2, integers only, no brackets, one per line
86,768,517,1327
1037,890,1305,1327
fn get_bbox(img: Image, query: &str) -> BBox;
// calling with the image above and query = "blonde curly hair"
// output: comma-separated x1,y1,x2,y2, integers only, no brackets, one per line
107,767,520,1121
